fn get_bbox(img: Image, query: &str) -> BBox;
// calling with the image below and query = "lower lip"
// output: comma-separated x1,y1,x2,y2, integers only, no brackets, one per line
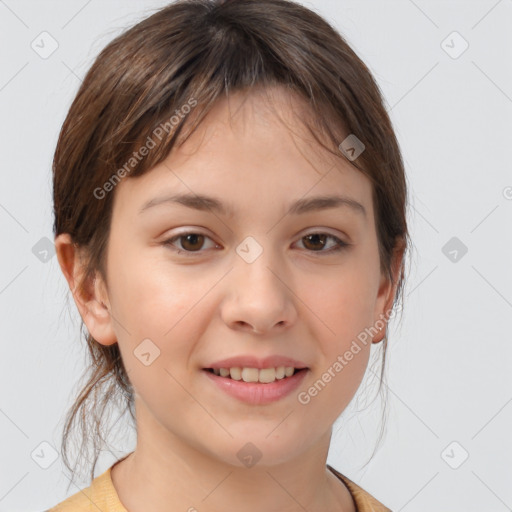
203,368,308,405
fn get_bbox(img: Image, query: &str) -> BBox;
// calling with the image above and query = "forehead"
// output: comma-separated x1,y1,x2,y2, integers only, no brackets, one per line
173,85,345,163
111,85,373,222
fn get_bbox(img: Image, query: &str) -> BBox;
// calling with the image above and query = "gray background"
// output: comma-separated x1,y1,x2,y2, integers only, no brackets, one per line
1,0,511,510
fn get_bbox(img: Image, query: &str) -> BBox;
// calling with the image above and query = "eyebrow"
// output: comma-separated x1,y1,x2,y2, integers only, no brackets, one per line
139,192,367,218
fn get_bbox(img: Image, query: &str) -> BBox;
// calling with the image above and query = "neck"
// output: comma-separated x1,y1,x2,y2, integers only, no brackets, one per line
111,400,356,512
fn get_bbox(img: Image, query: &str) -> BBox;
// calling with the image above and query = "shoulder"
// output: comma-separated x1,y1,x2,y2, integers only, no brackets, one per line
47,466,126,512
327,464,393,512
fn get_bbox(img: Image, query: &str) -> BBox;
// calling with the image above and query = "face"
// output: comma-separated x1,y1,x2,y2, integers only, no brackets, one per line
72,86,396,468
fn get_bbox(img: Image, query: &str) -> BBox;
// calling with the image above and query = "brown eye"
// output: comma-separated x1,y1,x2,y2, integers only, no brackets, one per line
163,232,218,254
302,234,328,251
297,233,349,253
179,233,205,251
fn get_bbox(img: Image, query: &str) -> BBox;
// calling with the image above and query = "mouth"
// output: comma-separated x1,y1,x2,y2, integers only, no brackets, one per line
203,366,308,384
202,365,309,405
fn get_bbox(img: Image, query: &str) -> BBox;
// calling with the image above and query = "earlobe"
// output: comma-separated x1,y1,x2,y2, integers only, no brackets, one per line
55,233,118,346
372,240,406,344
372,275,392,344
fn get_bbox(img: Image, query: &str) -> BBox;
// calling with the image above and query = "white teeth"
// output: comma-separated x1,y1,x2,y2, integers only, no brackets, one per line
211,366,299,383
241,367,259,382
258,368,276,383
229,367,242,380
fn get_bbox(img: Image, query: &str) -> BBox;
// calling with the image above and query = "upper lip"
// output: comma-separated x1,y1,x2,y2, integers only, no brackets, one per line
205,355,309,370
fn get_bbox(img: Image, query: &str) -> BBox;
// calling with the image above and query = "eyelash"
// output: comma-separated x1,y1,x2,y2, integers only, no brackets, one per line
162,231,350,256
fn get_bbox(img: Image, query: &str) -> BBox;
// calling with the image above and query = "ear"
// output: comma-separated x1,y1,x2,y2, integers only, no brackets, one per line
54,233,117,346
372,238,406,344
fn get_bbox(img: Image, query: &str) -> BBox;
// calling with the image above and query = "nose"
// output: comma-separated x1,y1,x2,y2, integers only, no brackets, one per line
220,249,298,335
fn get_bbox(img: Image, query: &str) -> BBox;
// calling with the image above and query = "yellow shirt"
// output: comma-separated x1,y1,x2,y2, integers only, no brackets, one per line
48,462,391,511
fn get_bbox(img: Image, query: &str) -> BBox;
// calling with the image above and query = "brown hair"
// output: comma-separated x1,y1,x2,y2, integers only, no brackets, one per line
53,0,410,485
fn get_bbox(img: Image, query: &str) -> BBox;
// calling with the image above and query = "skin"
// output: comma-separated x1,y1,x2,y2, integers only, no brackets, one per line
55,85,404,512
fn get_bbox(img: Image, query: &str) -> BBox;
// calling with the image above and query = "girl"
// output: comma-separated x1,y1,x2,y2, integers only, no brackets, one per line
48,0,409,510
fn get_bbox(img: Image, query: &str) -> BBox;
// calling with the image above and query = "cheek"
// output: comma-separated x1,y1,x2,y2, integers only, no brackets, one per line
111,251,206,331
109,265,207,410
306,261,377,341
108,253,213,375
307,283,373,421
301,258,376,409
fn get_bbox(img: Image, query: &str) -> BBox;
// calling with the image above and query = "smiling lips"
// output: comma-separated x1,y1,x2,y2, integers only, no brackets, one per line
206,354,308,371
203,354,309,404
203,367,308,405
204,354,308,384
207,366,297,383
